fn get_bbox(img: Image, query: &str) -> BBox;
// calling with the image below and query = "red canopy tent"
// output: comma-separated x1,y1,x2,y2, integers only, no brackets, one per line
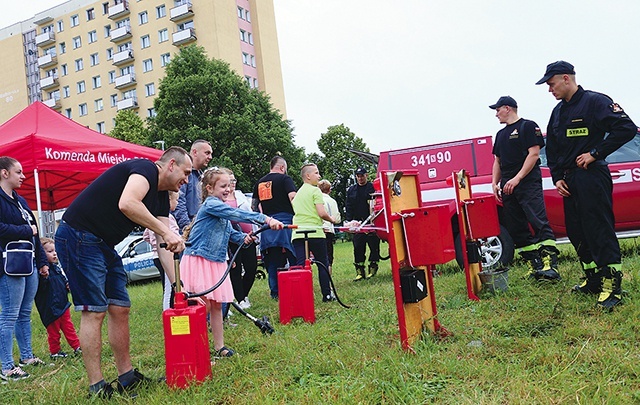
0,102,163,214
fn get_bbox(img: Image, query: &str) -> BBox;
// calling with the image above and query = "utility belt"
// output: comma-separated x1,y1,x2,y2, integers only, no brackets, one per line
563,159,608,176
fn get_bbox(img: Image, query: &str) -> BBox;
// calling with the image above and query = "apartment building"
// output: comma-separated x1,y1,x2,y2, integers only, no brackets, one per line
0,0,286,133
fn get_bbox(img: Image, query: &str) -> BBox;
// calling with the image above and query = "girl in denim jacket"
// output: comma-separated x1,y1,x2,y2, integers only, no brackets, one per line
180,167,283,358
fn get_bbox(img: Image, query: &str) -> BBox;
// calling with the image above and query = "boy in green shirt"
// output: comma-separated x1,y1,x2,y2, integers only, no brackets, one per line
291,164,338,302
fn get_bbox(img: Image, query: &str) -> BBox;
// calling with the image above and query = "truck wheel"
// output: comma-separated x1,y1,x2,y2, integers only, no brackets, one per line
454,225,514,271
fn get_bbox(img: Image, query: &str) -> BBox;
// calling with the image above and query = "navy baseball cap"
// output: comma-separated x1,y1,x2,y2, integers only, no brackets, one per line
489,96,518,109
535,60,575,85
355,167,367,175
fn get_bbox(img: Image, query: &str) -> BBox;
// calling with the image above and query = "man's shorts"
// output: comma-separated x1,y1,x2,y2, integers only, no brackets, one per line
55,221,131,312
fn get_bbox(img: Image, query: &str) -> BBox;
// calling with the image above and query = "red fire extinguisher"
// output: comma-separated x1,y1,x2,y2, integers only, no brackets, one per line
162,250,212,389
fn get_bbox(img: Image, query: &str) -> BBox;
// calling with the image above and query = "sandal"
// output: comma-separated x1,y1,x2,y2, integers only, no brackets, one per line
213,346,235,358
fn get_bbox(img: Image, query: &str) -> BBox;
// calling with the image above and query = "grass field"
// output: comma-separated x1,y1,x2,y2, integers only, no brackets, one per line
2,240,640,404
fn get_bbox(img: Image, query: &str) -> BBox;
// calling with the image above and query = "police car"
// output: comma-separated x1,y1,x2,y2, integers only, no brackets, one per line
116,234,160,282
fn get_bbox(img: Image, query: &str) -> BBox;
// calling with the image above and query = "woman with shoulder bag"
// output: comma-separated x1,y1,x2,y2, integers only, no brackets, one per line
0,156,49,381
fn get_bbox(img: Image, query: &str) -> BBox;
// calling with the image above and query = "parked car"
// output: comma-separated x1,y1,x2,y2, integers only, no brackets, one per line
116,233,160,282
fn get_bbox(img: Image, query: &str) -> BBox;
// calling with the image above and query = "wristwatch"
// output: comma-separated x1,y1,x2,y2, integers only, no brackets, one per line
589,148,599,159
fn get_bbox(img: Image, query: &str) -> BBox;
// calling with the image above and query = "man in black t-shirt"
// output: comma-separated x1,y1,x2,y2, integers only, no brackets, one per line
55,147,191,398
345,167,380,281
252,156,297,299
490,96,559,282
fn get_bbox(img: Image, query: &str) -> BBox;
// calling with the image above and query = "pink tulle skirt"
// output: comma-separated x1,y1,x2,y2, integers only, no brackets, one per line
179,255,234,302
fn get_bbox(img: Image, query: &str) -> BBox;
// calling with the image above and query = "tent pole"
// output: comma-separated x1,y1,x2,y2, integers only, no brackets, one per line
34,169,44,234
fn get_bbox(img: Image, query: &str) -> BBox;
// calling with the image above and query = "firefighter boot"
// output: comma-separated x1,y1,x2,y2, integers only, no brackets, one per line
366,262,379,279
572,262,601,295
537,245,561,281
353,263,366,282
519,250,544,280
597,266,623,311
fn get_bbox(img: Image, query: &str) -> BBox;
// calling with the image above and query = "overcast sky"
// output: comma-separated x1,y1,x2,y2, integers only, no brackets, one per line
4,1,640,155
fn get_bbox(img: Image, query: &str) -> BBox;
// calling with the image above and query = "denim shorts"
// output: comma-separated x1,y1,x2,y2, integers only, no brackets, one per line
55,221,130,312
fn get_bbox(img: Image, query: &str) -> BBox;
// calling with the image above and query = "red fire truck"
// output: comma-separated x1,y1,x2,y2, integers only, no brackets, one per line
365,130,640,269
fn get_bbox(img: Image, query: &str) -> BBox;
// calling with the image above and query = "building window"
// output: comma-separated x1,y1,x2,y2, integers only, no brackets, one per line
72,36,82,49
248,32,253,45
59,42,66,54
244,76,251,86
116,18,130,29
79,103,88,116
95,99,104,112
102,2,109,14
158,29,168,43
242,53,249,65
108,70,116,83
251,55,256,68
156,5,166,19
97,122,106,133
57,20,64,32
139,11,148,25
65,108,72,118
246,10,251,22
77,81,86,93
124,89,136,99
239,29,246,42
110,94,118,107
147,108,156,118
253,78,258,88
104,25,111,38
75,58,84,71
87,8,95,21
88,30,97,43
61,64,68,76
160,53,170,67
145,83,155,96
92,76,101,89
71,15,79,27
237,6,243,18
143,58,153,72
90,53,99,66
63,86,70,98
118,42,132,52
106,48,113,60
141,35,150,49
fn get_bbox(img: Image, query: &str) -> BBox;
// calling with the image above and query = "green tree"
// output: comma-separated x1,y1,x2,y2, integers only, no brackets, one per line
148,45,304,192
110,109,151,146
315,124,375,215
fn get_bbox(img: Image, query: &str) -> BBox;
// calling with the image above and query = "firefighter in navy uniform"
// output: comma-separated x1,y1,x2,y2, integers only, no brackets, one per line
537,60,637,310
490,96,559,281
345,167,380,281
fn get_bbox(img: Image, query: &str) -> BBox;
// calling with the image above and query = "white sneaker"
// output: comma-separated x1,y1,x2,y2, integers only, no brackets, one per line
238,298,251,309
1,366,29,381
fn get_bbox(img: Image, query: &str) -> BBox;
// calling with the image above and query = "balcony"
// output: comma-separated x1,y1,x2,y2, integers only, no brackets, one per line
172,27,196,46
114,72,136,89
35,31,55,47
43,97,61,110
110,24,132,42
37,53,57,68
33,16,53,26
40,75,59,90
108,0,130,20
117,96,138,111
170,1,193,22
112,49,134,65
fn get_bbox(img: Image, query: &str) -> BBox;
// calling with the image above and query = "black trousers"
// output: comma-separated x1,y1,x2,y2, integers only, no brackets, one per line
352,232,380,264
293,238,331,297
563,163,620,266
228,242,258,302
501,176,555,249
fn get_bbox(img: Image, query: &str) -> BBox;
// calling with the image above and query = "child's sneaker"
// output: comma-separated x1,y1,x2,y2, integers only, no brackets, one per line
74,347,82,356
50,351,68,359
19,357,45,367
0,366,30,381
